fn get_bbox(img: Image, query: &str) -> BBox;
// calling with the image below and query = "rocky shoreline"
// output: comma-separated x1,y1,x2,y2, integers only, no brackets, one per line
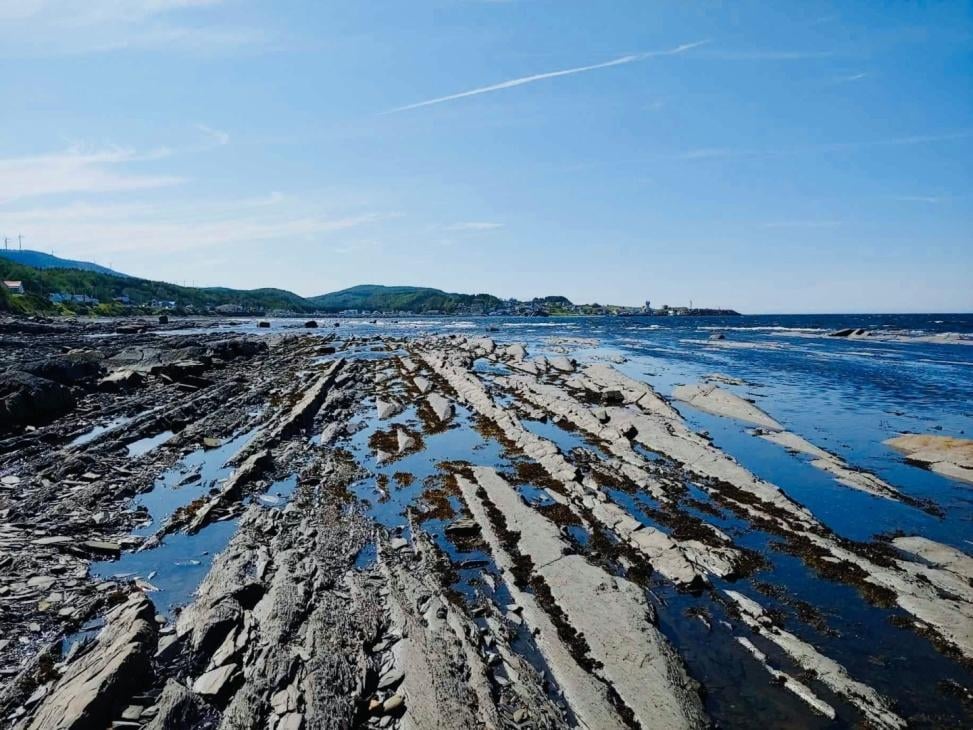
1,317,971,728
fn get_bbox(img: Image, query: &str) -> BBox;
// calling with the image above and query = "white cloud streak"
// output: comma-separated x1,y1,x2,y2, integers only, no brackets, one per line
385,40,709,113
196,124,230,146
694,49,834,61
893,195,944,204
760,220,841,229
444,221,504,231
0,0,264,56
0,1,222,23
0,197,383,256
678,130,973,160
0,147,182,203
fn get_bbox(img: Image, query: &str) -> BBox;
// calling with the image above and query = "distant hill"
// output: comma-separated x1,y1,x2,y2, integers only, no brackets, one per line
0,260,507,316
309,284,502,314
0,257,314,315
0,255,726,317
203,286,311,311
0,249,129,277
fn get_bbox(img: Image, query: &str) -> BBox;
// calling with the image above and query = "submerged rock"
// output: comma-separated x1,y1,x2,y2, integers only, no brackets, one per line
885,433,973,485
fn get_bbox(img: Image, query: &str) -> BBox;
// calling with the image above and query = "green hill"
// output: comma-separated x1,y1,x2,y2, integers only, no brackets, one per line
0,262,504,316
0,258,314,315
0,249,129,277
308,284,502,314
0,257,605,317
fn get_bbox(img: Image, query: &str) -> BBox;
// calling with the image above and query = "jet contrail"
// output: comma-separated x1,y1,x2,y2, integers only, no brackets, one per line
385,40,709,113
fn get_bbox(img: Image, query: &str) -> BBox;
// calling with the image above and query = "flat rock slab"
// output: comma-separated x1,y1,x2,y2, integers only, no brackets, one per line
672,383,782,431
460,466,707,730
885,433,973,485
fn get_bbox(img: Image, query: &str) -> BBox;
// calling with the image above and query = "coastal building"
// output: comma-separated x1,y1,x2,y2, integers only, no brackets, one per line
2,280,24,295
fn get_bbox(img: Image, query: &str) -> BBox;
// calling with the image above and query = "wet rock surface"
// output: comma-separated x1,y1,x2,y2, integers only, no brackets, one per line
1,321,971,729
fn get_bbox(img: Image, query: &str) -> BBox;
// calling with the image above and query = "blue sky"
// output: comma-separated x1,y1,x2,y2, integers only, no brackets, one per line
0,1,970,313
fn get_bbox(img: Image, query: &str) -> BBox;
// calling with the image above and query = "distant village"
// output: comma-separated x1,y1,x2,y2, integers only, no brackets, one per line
326,299,738,318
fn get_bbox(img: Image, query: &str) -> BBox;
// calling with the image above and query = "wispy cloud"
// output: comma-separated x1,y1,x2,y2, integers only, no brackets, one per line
760,220,841,229
0,147,182,203
0,0,264,56
829,71,869,84
444,221,504,231
196,123,230,146
694,49,834,61
0,196,384,256
893,195,944,204
385,40,709,113
0,0,225,24
678,129,973,160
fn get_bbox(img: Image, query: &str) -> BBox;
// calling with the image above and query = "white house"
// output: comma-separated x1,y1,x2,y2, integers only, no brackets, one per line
2,280,24,295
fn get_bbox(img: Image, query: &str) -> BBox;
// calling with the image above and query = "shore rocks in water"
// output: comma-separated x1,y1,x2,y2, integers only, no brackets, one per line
672,382,783,431
375,399,399,420
427,393,454,423
3,321,970,730
504,343,527,361
885,433,973,485
396,428,416,452
26,593,158,730
456,467,708,729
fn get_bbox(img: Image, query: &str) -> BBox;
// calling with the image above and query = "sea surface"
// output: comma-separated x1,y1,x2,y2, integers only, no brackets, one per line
89,313,972,727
